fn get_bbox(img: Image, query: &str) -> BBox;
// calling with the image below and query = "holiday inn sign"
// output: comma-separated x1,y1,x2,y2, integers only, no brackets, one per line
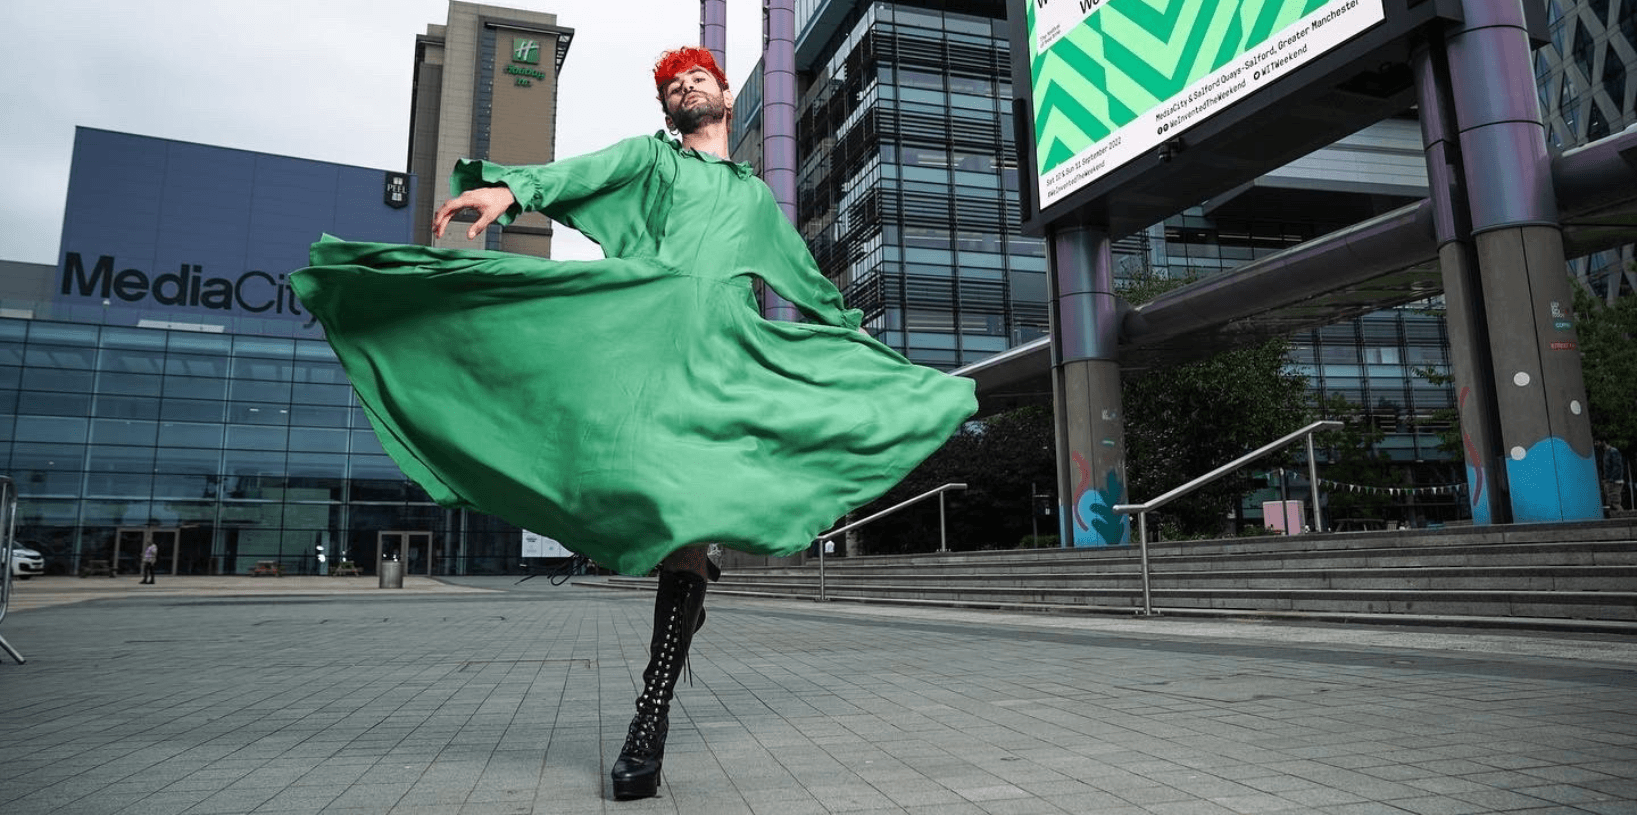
509,37,545,86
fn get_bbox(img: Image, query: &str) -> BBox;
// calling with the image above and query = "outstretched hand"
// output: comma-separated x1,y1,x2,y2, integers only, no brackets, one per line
432,186,517,240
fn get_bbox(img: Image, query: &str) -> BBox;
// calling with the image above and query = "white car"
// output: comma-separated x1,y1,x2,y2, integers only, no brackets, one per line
4,544,44,580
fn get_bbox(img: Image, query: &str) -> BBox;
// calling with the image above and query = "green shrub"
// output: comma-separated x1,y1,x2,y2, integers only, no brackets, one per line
1018,534,1060,549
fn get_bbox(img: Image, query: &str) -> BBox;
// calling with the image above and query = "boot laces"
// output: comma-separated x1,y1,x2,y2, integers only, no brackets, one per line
623,709,668,755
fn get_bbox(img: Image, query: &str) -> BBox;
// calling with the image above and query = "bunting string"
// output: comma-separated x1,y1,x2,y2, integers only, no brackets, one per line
1315,478,1468,497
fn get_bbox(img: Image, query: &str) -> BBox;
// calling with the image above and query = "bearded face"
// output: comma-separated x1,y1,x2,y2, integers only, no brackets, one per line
662,66,731,134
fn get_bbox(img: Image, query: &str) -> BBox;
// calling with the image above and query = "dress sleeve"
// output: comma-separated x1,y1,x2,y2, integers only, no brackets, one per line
449,136,656,228
754,190,864,330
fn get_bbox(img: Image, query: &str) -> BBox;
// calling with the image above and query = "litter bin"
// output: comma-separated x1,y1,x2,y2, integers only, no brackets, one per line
378,558,404,589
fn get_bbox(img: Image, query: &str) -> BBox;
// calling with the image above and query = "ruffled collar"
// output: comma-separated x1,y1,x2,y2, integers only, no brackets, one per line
654,131,756,179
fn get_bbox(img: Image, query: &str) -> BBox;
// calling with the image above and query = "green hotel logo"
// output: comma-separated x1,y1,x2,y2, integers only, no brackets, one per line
513,38,540,64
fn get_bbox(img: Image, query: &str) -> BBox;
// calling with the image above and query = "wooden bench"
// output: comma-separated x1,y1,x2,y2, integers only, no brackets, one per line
79,559,115,578
250,560,283,577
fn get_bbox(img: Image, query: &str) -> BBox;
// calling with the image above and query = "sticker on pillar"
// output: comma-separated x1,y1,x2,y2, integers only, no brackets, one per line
1071,452,1129,546
1550,301,1573,331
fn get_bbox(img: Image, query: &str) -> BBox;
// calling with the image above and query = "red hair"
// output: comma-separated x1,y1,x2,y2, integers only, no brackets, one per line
653,46,729,97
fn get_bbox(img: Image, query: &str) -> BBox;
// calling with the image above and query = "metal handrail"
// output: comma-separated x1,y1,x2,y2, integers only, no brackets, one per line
1112,419,1342,616
813,483,967,601
0,476,25,664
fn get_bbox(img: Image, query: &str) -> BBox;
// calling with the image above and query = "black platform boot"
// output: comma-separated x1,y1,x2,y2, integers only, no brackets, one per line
610,569,708,800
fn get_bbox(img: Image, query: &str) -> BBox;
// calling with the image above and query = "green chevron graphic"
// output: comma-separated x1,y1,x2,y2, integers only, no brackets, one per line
1028,0,1336,176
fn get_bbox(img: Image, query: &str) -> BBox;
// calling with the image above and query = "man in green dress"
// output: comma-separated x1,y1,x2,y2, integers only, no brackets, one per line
432,47,756,801
294,43,975,802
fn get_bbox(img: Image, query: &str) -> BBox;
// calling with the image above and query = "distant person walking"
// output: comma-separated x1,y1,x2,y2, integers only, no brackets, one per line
1597,440,1627,512
139,541,158,584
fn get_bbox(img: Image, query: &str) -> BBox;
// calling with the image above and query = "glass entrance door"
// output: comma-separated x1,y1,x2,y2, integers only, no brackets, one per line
114,528,143,575
377,531,433,577
152,529,179,575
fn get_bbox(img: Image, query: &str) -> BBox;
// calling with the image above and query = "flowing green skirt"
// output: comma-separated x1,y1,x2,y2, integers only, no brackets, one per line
291,238,976,575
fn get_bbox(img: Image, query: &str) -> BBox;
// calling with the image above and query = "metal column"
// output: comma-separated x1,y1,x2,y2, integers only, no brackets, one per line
1444,0,1602,522
1412,38,1509,524
761,0,801,321
699,0,727,70
1049,225,1129,546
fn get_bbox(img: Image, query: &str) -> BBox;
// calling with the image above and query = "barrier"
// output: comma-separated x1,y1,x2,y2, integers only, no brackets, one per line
0,476,26,664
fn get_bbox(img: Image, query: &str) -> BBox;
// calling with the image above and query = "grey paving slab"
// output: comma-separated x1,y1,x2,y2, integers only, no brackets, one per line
1,575,1635,814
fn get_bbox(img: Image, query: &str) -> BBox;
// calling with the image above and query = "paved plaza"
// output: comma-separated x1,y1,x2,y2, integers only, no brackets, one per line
1,575,1635,815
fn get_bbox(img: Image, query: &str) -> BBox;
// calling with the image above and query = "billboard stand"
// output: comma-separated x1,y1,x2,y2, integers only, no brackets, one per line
1412,35,1508,524
1013,0,1598,528
1049,225,1130,549
1438,0,1600,522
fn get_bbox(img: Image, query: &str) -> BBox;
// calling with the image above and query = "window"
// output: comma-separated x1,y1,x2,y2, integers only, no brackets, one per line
1536,53,1556,113
1573,24,1596,81
158,422,225,449
1561,71,1581,136
1604,56,1627,113
898,68,944,91
1588,100,1611,139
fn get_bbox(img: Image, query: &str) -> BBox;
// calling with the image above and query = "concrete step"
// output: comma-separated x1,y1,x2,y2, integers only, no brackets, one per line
783,539,1637,574
588,576,1637,629
706,565,1637,591
583,520,1637,631
747,548,1637,579
792,521,1637,569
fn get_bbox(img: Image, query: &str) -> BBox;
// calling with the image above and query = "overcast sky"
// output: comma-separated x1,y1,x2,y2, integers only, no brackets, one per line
2,0,767,265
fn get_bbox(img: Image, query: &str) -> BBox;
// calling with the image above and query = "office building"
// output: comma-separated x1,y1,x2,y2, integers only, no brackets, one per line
6,4,578,577
731,0,1470,521
8,128,435,575
734,1,1061,368
1538,0,1637,302
409,2,572,253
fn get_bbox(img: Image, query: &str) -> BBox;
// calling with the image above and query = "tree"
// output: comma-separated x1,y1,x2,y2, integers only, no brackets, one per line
1118,273,1313,536
1573,280,1637,454
1122,335,1312,535
851,271,1313,549
1311,393,1403,521
1410,363,1463,458
851,406,1055,554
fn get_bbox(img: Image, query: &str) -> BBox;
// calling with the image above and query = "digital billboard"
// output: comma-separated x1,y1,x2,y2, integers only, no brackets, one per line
1027,0,1387,212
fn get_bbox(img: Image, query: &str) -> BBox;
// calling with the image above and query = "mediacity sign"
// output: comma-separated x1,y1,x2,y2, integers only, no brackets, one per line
56,128,414,331
1027,0,1385,210
59,253,306,316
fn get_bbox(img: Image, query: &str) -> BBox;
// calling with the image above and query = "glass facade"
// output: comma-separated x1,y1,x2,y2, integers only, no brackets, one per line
12,129,540,577
3,315,528,577
791,2,1045,367
728,0,1637,525
1539,0,1637,302
739,0,1150,368
750,0,1465,517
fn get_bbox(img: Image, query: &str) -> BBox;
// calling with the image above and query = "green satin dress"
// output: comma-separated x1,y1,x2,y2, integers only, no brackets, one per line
291,133,976,575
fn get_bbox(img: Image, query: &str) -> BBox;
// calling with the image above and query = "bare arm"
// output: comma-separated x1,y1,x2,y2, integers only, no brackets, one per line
431,186,517,241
